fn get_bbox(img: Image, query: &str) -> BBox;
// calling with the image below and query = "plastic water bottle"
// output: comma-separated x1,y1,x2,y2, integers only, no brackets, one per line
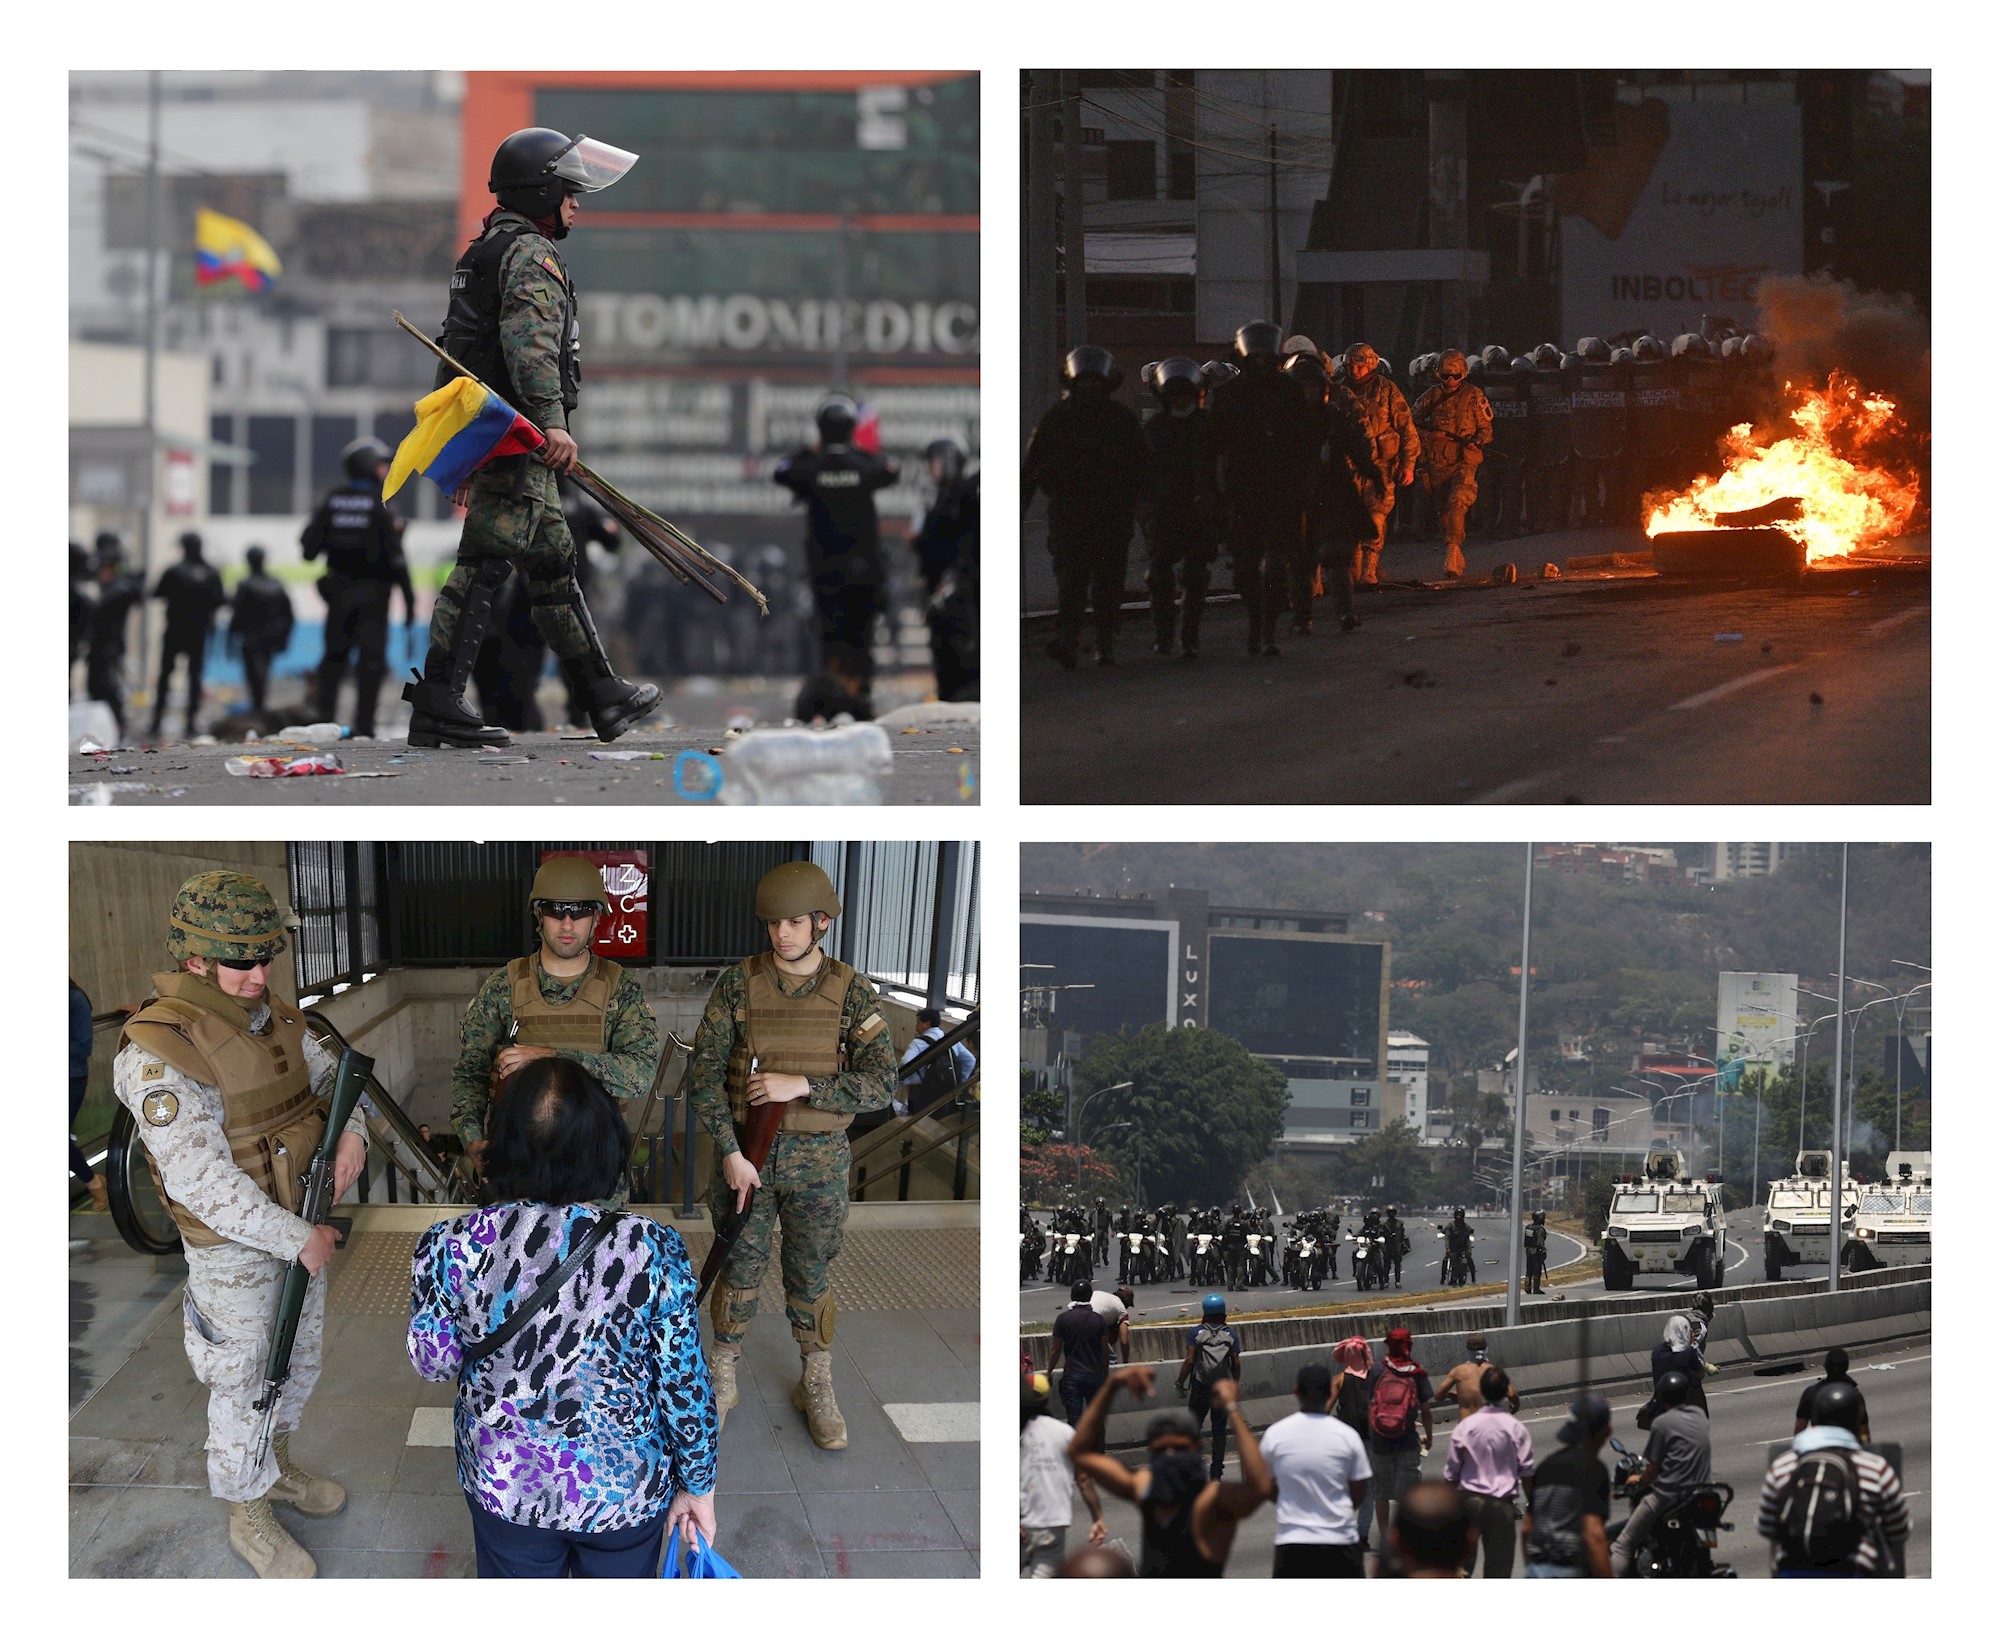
719,723,893,805
274,722,347,743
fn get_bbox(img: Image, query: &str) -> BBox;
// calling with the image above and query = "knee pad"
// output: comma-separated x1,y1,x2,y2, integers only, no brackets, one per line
709,1283,760,1344
468,557,514,595
787,1293,836,1352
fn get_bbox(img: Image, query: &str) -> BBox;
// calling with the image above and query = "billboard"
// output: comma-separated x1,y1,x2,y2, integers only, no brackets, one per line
1716,970,1798,1087
1558,97,1802,344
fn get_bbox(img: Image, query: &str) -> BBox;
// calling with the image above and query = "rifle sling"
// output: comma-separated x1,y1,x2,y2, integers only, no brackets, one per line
459,1211,622,1370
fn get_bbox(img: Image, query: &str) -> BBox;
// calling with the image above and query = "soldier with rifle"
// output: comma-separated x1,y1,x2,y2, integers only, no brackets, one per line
687,861,897,1449
112,871,371,1579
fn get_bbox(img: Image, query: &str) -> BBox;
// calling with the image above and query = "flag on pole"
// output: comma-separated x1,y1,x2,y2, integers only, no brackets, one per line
383,376,545,500
194,208,283,291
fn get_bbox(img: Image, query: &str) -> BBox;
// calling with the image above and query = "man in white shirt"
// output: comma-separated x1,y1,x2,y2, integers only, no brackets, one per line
1020,1375,1105,1577
1090,1284,1134,1364
1260,1362,1373,1577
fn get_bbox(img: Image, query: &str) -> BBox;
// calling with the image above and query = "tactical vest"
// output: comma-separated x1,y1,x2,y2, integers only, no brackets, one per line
441,215,581,414
120,973,323,1250
488,954,622,1104
722,951,858,1135
314,481,396,581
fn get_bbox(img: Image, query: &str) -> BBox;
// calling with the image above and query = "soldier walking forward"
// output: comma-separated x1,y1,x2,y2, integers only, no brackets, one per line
688,862,897,1449
112,873,368,1578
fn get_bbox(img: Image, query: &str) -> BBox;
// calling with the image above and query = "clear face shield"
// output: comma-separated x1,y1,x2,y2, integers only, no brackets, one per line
551,136,639,193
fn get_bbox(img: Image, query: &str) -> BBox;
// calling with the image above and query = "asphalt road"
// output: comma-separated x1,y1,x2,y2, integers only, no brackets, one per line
1039,1331,1931,1578
69,678,979,807
1020,525,1928,805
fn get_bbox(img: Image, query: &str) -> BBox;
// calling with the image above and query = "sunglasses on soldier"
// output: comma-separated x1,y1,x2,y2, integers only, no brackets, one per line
215,954,274,971
1438,370,1466,382
533,900,601,920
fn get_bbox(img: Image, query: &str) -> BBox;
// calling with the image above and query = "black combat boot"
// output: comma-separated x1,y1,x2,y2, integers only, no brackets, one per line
560,598,661,742
402,568,511,748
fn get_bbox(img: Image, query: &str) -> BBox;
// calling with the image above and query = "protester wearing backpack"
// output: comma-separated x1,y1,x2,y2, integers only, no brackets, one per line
898,1007,973,1118
1361,1325,1435,1552
1756,1380,1908,1577
1176,1294,1243,1480
1609,1369,1710,1577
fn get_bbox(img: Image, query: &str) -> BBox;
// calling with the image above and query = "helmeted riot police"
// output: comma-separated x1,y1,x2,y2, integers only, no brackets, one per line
149,531,229,740
302,438,415,736
1022,345,1151,668
1383,1203,1409,1286
1138,357,1221,658
86,534,143,738
227,546,295,715
1441,1206,1476,1286
1525,1208,1549,1293
775,394,901,688
406,127,659,749
911,436,979,701
1283,347,1377,635
1208,322,1317,654
1524,343,1572,533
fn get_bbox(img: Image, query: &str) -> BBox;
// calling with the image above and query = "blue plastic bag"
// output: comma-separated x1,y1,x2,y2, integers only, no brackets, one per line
661,1526,742,1579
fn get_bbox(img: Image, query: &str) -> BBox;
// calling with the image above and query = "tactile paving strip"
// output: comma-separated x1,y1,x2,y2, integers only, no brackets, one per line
331,1224,979,1316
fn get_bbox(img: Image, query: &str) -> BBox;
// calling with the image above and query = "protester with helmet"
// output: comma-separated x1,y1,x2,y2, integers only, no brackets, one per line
112,871,369,1577
1609,1368,1711,1576
226,546,294,715
447,856,661,1195
1208,322,1318,654
911,435,979,701
1022,344,1151,667
1757,1378,1908,1577
407,126,657,749
301,438,415,738
774,394,902,693
1138,356,1221,658
1410,349,1492,577
686,860,898,1451
1177,1293,1244,1481
1333,342,1420,588
148,531,229,740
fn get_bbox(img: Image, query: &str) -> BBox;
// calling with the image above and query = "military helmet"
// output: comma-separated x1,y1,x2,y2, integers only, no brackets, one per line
1063,344,1121,391
1281,350,1330,391
756,860,842,920
342,436,391,482
1344,341,1380,373
923,436,968,484
1511,354,1535,373
167,871,289,966
1152,356,1203,402
1282,332,1319,357
1655,1368,1692,1407
815,394,860,445
1810,1378,1866,1435
1632,334,1667,363
529,855,608,910
490,127,638,221
1199,359,1240,387
1437,349,1469,378
1480,344,1512,371
1576,336,1611,363
1234,321,1284,359
1138,360,1163,391
1609,345,1636,366
1531,1208,1546,1222
1671,332,1711,360
1719,335,1744,360
1531,342,1563,370
1740,332,1774,366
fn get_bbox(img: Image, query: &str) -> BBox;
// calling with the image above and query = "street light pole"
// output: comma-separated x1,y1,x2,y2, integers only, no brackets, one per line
1828,846,1848,1295
1505,844,1533,1328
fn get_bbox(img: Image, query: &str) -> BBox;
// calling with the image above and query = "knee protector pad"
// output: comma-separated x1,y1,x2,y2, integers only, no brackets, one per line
787,1293,836,1352
709,1283,760,1344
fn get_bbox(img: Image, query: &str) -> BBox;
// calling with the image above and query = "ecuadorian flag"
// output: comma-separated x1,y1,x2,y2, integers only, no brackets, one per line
383,376,546,501
194,208,282,291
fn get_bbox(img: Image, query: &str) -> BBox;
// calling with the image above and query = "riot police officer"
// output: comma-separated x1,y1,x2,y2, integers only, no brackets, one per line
1383,1203,1409,1286
1022,345,1150,668
302,438,415,737
911,436,979,701
149,531,228,740
1442,1206,1477,1286
1525,1208,1549,1293
1283,348,1377,635
1209,322,1317,654
775,395,901,690
1412,350,1493,578
1138,357,1220,659
405,126,658,749
86,535,143,738
227,546,295,715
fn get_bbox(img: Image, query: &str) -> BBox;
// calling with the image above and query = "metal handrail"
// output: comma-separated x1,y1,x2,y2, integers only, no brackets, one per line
299,1010,458,1206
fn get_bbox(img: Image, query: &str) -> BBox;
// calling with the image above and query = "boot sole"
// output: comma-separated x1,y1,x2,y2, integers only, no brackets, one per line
406,726,510,750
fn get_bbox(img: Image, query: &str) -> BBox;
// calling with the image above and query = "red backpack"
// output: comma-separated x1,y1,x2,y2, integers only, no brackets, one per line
1369,1364,1420,1441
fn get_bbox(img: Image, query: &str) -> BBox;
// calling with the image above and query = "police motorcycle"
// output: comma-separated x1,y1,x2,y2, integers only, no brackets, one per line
1296,1230,1326,1291
1120,1227,1154,1286
1350,1226,1388,1291
1437,1219,1478,1287
1187,1229,1223,1289
1281,1227,1303,1288
1053,1227,1092,1289
1242,1230,1270,1287
1607,1437,1738,1578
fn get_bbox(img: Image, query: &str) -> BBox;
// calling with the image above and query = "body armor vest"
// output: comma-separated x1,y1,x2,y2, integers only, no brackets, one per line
120,973,323,1249
442,216,581,413
489,954,622,1103
723,951,857,1135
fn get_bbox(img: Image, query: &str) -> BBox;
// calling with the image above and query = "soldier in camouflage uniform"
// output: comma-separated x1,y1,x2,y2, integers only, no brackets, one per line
1412,349,1494,579
688,861,897,1449
403,127,660,750
1336,343,1421,588
448,855,660,1200
112,872,369,1579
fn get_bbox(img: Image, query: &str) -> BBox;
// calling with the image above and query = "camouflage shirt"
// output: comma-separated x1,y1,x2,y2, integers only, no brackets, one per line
687,958,898,1158
449,958,661,1150
435,212,574,435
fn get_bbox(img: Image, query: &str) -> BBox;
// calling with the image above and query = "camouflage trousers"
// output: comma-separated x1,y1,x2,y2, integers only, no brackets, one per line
1352,479,1399,585
1423,461,1481,571
706,1130,850,1351
430,464,590,663
181,1240,326,1502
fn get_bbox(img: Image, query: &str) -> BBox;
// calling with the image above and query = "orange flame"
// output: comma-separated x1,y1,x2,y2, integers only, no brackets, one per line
1644,371,1924,563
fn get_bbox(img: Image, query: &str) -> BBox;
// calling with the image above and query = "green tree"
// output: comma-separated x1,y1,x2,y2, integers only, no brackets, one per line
1020,1078,1063,1148
1072,1025,1290,1206
1328,1120,1429,1204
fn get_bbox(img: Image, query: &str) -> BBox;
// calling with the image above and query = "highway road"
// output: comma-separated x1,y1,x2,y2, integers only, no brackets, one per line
1036,1330,1931,1578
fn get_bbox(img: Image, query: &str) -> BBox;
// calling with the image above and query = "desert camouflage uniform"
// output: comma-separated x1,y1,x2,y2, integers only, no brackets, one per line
1340,371,1421,584
1413,380,1494,576
687,959,897,1347
447,957,661,1180
428,213,591,662
113,1018,363,1503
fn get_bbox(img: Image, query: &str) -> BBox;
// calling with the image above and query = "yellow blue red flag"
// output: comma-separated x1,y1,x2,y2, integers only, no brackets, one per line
383,377,546,500
194,208,282,291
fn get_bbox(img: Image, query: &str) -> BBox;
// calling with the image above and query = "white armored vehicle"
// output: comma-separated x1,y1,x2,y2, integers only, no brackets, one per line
1601,1149,1727,1291
1761,1150,1857,1280
1844,1150,1932,1271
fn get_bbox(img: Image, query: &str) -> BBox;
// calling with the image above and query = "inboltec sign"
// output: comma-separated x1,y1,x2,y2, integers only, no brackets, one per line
581,293,980,357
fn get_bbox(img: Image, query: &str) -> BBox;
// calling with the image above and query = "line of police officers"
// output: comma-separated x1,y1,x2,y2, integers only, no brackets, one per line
1022,321,1779,667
